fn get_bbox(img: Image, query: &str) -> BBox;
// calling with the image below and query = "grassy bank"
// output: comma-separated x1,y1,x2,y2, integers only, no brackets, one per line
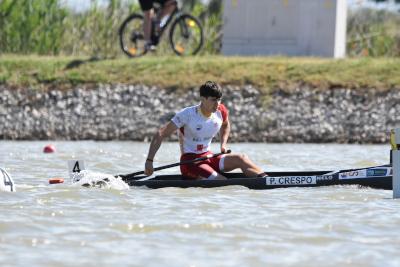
1,55,399,92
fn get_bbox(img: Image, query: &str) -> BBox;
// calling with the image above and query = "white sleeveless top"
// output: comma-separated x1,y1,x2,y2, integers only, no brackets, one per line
171,104,229,154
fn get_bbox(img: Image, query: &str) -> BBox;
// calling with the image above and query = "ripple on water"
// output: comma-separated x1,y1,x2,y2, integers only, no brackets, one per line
1,142,399,267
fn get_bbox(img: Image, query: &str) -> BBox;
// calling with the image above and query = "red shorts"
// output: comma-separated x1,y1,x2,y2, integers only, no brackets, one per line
180,151,225,180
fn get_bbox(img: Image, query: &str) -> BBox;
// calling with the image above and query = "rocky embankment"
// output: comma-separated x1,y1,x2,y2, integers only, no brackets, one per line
1,85,399,143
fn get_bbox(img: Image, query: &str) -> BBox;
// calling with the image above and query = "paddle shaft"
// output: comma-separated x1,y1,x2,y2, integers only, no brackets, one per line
119,150,231,181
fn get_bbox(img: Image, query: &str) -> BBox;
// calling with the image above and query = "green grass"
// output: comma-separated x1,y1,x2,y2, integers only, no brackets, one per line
1,55,399,93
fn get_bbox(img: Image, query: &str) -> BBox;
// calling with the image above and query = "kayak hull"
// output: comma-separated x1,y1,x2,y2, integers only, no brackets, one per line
127,166,393,190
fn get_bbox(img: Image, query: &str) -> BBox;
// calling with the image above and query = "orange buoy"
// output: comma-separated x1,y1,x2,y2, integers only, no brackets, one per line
43,144,56,153
49,178,64,184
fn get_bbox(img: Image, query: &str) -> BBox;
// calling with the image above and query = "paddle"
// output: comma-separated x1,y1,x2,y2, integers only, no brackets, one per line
118,150,231,182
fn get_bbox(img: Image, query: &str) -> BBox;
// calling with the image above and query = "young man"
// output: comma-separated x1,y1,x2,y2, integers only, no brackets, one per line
138,0,177,51
144,81,267,180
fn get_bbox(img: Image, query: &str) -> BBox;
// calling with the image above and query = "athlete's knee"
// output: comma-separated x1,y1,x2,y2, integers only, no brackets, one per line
143,10,151,17
235,153,249,162
230,153,248,167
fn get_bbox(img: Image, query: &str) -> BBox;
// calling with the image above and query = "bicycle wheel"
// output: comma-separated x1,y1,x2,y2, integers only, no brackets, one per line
169,14,203,56
119,14,147,57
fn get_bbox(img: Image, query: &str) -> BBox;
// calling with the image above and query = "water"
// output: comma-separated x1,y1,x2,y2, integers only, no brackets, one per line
1,141,399,267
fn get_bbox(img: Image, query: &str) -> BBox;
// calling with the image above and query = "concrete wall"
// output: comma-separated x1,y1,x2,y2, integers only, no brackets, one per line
222,0,347,58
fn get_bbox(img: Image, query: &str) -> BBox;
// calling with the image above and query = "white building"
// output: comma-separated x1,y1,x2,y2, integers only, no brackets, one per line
222,0,347,58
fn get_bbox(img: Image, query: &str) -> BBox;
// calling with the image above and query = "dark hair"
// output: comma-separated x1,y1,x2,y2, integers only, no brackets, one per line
199,81,222,98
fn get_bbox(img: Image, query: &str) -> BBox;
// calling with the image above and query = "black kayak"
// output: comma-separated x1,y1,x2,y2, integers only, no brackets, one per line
125,165,392,190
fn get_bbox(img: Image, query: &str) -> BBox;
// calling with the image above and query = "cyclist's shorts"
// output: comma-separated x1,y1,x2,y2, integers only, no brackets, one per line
139,0,169,11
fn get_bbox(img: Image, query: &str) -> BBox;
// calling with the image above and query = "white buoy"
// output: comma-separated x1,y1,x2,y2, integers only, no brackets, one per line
391,129,400,199
0,168,16,192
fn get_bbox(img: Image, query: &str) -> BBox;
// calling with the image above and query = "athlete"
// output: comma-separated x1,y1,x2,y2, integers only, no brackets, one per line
139,0,177,51
144,81,267,180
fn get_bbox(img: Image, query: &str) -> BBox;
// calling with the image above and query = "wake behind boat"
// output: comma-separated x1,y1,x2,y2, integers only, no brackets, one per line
125,165,393,190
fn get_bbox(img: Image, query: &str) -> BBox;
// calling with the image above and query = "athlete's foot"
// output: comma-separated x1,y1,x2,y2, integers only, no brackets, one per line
144,42,157,52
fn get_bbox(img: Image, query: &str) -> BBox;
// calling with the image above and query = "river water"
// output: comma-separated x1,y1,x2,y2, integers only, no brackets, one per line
1,141,399,267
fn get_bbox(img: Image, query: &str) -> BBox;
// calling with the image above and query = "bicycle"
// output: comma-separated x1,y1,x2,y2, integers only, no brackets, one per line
119,3,204,57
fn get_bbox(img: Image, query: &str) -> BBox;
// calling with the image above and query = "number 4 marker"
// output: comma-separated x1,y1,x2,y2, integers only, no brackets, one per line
68,160,85,180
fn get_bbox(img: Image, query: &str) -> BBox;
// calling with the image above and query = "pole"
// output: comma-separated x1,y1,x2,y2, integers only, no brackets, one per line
391,129,400,199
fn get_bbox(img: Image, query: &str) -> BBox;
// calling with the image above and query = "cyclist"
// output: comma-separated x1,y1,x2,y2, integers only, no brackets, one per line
139,0,177,51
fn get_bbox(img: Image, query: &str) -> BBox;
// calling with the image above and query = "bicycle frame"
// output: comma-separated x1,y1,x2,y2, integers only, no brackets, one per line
152,3,180,42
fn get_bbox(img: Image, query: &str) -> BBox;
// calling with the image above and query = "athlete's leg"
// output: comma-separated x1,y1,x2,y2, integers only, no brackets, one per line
139,0,154,45
222,153,265,177
197,163,227,180
181,161,226,180
160,0,177,21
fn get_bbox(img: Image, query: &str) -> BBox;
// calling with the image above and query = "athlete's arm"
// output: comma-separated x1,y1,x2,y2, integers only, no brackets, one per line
220,118,230,153
145,121,178,175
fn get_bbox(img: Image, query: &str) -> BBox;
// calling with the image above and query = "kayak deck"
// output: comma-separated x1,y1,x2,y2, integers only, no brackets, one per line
127,166,392,190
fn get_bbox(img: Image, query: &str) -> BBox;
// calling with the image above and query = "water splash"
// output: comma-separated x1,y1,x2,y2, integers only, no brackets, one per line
71,170,129,190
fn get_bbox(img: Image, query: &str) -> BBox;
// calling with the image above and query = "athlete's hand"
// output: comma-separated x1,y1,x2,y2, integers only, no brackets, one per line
221,146,228,153
144,160,154,176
